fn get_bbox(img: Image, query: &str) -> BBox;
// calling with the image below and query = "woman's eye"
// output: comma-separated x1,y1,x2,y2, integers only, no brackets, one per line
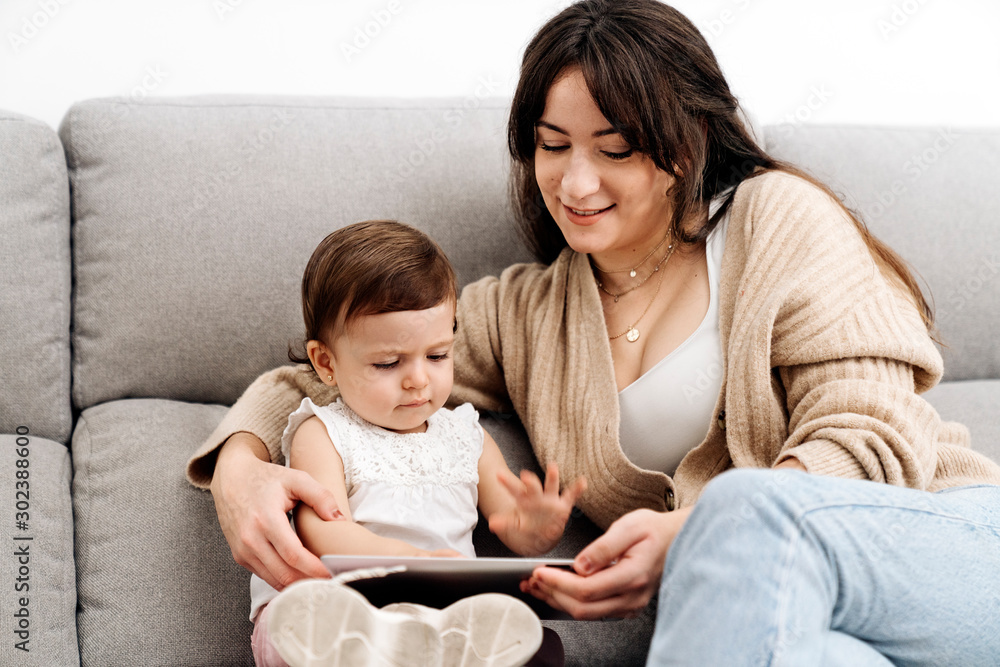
372,361,398,370
603,149,633,160
539,144,568,153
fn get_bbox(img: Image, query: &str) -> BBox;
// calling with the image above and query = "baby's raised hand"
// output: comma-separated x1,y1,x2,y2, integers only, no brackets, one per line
488,463,587,557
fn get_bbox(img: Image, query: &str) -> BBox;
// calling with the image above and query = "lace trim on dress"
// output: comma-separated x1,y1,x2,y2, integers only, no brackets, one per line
287,398,483,488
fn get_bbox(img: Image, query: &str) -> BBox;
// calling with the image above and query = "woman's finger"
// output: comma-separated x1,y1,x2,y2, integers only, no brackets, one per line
525,574,647,620
531,557,643,603
287,468,344,522
574,507,679,576
264,513,331,584
572,513,650,575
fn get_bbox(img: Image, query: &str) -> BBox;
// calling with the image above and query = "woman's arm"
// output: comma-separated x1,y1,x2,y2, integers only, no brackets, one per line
450,276,512,411
725,172,948,488
187,365,337,484
477,431,587,557
290,417,460,558
192,366,342,589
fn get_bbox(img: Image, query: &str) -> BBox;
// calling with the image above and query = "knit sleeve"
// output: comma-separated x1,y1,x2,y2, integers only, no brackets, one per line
775,358,941,487
185,365,338,488
450,275,514,413
727,171,948,489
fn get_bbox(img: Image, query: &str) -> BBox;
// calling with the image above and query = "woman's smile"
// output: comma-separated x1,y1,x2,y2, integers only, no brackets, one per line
563,203,615,225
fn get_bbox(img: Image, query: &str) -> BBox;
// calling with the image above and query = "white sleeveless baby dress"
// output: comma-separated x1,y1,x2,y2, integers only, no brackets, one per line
249,397,484,621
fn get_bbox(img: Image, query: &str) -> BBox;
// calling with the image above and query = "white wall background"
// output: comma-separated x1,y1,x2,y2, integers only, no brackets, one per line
1,0,998,131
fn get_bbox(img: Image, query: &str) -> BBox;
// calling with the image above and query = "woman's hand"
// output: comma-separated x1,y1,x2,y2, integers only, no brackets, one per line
488,463,587,557
522,506,693,620
210,432,343,590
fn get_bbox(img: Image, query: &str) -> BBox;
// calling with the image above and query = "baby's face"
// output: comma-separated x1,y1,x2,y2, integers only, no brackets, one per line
330,301,455,433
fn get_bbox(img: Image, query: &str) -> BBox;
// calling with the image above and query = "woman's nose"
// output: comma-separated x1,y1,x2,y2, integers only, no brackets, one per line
561,152,601,200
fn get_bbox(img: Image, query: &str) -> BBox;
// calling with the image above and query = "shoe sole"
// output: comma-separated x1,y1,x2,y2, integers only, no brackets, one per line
267,579,543,667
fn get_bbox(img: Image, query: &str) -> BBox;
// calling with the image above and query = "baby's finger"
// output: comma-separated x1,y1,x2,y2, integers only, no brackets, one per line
428,549,466,558
496,470,527,499
519,469,545,497
488,513,512,536
562,476,588,505
543,462,560,495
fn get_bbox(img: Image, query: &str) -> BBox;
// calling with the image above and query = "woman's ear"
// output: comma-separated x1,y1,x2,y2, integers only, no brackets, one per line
306,339,337,386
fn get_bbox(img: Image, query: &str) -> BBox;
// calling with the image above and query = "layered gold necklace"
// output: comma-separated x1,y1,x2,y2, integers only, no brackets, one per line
593,231,676,343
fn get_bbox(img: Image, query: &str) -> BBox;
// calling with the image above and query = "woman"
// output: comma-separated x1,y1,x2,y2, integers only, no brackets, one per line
187,1,1000,664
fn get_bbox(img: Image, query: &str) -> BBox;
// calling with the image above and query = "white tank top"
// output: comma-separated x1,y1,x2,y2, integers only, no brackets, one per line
618,205,728,476
248,397,483,621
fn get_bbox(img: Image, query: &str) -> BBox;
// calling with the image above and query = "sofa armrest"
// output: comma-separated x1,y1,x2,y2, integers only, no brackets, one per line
0,432,79,666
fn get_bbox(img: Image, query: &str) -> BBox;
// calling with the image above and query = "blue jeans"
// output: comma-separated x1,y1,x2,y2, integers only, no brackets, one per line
648,469,1000,666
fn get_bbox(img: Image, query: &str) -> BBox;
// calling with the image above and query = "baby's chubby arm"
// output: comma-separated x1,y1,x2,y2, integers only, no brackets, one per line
291,417,461,558
477,431,587,557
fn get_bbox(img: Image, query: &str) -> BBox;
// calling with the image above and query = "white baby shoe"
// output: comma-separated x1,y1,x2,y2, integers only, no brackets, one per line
266,575,543,667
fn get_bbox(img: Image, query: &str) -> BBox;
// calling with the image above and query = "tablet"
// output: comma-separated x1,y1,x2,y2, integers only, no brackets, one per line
321,555,576,620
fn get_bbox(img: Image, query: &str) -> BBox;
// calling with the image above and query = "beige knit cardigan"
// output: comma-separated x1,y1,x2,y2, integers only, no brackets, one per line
187,171,1000,529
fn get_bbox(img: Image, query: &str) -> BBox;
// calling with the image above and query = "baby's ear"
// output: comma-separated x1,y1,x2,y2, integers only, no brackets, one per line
306,339,337,386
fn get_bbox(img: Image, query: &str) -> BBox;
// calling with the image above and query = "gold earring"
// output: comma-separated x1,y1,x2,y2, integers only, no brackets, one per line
327,375,333,382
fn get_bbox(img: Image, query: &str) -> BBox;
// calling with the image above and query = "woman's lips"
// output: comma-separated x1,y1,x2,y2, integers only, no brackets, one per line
563,203,614,225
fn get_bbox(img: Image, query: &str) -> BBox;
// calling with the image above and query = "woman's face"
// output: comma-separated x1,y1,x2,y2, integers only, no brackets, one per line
534,68,676,261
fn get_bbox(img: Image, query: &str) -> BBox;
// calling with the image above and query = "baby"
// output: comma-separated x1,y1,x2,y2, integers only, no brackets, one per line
251,220,585,666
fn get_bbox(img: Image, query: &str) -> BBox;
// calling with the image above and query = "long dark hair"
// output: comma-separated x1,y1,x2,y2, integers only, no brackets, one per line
507,0,934,331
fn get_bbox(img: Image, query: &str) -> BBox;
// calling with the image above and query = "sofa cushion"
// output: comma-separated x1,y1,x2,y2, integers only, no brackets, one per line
71,399,251,666
0,433,78,667
764,125,1000,383
0,110,72,443
59,96,532,413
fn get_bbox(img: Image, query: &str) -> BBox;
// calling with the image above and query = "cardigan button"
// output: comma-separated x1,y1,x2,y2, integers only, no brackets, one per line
717,410,726,431
664,487,675,511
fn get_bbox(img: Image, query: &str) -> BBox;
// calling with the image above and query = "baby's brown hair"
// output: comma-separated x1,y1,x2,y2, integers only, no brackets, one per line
289,220,458,369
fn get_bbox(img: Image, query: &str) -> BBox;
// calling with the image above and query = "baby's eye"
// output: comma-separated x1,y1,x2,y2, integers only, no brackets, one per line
372,361,398,370
427,353,450,362
539,144,569,153
602,148,633,160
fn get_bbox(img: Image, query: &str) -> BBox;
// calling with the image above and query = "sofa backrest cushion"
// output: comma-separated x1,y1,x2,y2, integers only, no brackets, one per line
765,125,1000,383
0,111,72,443
59,96,531,411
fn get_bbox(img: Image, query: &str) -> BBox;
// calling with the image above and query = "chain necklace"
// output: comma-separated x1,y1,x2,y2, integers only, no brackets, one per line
595,238,675,303
590,229,671,278
607,241,677,343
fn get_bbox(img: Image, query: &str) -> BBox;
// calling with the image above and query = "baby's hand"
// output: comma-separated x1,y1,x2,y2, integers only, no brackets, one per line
415,548,466,558
488,463,587,557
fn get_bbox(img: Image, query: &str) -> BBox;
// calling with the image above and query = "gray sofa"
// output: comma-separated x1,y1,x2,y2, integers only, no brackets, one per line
1,97,998,666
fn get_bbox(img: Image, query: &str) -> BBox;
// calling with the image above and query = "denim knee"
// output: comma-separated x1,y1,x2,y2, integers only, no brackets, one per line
694,468,807,531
